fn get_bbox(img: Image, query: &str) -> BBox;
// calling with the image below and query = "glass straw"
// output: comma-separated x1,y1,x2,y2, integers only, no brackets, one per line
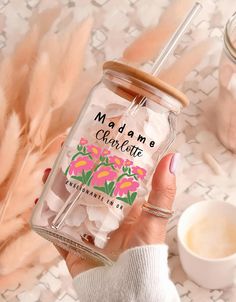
130,1,202,113
51,2,202,230
152,2,202,76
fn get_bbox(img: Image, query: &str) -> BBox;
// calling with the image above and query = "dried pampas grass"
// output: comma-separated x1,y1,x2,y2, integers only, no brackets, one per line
0,6,95,296
0,113,20,185
123,0,196,63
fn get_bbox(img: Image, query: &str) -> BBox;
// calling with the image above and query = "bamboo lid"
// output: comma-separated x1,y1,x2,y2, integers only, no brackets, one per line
103,61,189,107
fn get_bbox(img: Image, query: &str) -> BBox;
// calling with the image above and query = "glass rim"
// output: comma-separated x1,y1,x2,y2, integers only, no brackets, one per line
224,12,236,63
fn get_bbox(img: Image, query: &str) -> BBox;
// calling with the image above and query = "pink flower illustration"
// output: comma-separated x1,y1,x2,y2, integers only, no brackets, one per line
69,156,93,175
87,145,101,158
102,149,110,156
109,155,124,169
132,166,147,180
124,159,133,166
79,137,88,145
91,166,117,186
114,177,139,196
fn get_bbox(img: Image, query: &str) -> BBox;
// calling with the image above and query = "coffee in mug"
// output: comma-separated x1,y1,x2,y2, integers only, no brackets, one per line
178,201,236,289
185,215,236,259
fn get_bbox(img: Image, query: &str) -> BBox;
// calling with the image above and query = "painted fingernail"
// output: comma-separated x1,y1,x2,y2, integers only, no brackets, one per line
169,153,181,175
34,198,39,205
44,168,51,174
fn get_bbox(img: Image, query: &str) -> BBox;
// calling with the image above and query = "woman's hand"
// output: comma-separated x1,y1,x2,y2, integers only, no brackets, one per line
41,153,179,278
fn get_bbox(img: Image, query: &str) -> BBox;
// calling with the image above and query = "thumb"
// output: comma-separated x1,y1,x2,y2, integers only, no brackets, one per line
148,152,179,211
134,153,180,245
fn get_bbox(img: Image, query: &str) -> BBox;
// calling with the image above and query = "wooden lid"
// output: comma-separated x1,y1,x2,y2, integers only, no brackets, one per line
103,61,189,107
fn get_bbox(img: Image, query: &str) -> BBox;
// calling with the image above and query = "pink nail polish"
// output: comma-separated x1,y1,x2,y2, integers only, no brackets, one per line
169,153,181,174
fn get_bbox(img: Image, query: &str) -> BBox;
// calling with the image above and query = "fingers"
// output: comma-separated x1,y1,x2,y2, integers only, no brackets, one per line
54,244,99,278
132,153,180,245
66,253,99,278
54,244,69,259
148,153,179,210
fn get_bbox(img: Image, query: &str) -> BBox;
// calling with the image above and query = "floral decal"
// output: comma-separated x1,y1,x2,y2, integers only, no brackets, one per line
65,137,147,205
132,166,146,180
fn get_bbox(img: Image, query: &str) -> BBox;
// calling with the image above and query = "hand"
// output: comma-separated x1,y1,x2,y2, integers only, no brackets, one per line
41,153,179,278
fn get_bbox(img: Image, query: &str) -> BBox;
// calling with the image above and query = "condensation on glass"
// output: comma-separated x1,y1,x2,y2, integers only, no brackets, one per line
31,61,188,264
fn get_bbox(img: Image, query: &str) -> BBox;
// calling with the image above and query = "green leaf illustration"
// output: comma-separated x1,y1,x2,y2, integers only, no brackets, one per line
108,181,115,193
100,156,105,162
128,167,131,174
81,170,89,184
116,196,129,203
94,186,106,193
126,191,137,205
122,167,128,173
84,170,92,184
83,146,86,153
104,181,109,194
77,145,82,151
71,175,83,182
130,192,137,204
64,166,69,176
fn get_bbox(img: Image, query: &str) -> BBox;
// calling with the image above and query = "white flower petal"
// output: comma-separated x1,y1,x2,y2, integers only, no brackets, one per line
94,232,108,249
46,190,64,212
106,103,126,118
84,218,99,237
87,205,108,222
65,205,87,227
98,212,120,233
40,209,54,227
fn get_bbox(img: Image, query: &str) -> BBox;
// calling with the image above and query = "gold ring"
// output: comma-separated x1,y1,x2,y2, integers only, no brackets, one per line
142,202,174,219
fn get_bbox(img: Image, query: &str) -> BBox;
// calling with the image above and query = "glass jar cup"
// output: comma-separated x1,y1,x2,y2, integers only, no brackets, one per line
31,61,188,264
217,12,236,152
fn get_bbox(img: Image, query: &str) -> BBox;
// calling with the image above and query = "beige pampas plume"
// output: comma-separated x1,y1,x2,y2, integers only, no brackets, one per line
56,10,74,32
0,113,20,185
0,265,44,295
159,39,217,86
0,5,94,296
29,5,61,38
40,33,62,70
44,65,102,150
0,87,7,138
0,231,46,275
51,17,93,109
26,52,53,141
123,0,195,64
13,25,40,71
0,217,25,242
35,17,93,148
7,6,61,116
2,154,49,221
37,244,58,264
0,57,14,107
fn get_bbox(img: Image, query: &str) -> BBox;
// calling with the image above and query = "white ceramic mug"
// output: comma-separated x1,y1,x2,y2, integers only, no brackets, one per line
177,200,236,289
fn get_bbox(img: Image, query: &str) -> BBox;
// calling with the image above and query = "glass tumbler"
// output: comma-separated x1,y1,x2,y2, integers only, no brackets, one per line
31,61,188,264
217,12,236,152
